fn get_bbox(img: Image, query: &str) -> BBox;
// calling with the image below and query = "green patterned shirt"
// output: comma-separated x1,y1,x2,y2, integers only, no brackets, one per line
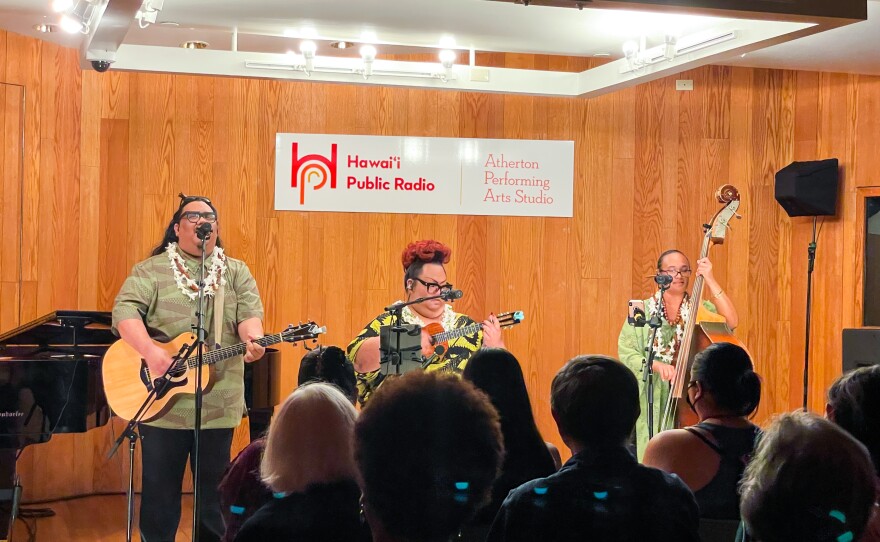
111,247,264,429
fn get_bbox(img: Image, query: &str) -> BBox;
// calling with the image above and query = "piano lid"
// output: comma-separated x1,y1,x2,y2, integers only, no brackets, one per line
0,311,115,348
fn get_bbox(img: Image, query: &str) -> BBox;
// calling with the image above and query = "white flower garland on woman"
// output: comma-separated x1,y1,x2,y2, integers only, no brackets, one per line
400,303,458,331
645,290,691,366
166,242,227,301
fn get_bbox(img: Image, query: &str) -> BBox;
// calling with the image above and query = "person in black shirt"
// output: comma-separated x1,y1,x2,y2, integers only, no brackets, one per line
487,355,700,542
643,342,762,520
460,348,560,541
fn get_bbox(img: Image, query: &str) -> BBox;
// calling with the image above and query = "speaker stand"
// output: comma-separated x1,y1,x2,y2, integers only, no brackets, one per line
802,216,819,411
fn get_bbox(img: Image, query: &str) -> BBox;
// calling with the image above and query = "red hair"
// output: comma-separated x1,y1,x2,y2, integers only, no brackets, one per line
401,240,451,271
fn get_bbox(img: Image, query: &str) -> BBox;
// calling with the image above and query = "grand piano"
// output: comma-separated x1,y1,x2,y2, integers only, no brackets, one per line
0,311,113,540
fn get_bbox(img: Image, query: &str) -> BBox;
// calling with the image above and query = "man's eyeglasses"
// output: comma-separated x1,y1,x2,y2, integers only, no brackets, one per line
413,277,453,295
180,211,217,224
659,268,692,278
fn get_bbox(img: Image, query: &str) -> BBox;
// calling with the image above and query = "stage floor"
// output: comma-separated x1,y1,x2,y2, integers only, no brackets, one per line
11,495,193,542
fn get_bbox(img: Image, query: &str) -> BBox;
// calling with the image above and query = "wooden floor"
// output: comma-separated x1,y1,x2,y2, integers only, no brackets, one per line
10,495,193,541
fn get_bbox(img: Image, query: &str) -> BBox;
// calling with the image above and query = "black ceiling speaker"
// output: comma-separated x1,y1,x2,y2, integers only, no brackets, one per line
774,158,839,217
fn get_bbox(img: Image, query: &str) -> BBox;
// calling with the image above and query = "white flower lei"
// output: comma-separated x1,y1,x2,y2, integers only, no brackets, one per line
400,303,458,331
166,242,227,301
645,291,691,366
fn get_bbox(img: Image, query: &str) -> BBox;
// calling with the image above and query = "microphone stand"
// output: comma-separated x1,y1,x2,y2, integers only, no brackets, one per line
382,291,458,375
643,278,671,440
802,217,818,411
107,270,209,542
191,226,211,542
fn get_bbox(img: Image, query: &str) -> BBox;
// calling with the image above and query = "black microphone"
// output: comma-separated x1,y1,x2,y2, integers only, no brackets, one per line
441,289,464,301
196,222,213,240
654,274,673,288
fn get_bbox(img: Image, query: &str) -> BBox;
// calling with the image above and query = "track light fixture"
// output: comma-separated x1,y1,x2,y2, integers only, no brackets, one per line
300,40,317,74
620,29,736,74
438,49,456,82
360,45,377,79
53,0,100,34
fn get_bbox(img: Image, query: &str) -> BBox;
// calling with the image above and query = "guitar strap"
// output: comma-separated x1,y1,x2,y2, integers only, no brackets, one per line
213,278,225,350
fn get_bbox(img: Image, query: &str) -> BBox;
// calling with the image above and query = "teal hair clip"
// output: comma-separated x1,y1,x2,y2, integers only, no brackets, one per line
828,510,853,542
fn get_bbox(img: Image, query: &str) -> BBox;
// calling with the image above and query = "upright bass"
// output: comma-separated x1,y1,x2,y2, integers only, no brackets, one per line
659,185,747,431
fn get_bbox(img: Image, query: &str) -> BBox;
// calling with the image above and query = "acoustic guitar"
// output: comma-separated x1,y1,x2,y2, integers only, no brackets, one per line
102,322,325,421
423,310,525,369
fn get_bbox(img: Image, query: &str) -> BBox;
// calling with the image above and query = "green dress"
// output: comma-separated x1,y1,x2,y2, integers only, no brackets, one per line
617,293,716,460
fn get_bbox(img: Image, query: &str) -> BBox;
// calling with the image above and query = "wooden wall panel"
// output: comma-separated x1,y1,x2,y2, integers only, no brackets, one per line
3,28,880,499
0,82,23,334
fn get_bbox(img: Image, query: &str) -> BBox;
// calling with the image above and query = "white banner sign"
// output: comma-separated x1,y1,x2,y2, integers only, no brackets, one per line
274,133,573,217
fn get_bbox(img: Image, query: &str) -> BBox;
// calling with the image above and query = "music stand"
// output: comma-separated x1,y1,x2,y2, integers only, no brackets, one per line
379,324,424,375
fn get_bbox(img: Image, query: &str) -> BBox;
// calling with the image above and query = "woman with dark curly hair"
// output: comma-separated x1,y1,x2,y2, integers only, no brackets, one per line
347,239,505,405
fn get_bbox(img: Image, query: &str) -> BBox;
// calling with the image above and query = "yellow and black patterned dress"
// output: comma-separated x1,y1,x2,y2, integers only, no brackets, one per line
347,304,483,406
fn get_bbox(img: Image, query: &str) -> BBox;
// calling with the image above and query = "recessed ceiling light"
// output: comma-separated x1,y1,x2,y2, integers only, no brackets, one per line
159,21,180,27
593,52,611,57
181,40,209,49
33,23,58,33
330,41,353,49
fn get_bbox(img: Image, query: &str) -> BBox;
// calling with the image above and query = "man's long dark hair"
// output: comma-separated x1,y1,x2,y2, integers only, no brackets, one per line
150,194,224,256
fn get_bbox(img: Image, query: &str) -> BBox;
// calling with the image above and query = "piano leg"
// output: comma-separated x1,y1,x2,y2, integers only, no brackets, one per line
0,449,19,542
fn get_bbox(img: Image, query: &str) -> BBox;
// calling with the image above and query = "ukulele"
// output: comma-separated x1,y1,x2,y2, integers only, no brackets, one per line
422,310,525,370
103,322,325,421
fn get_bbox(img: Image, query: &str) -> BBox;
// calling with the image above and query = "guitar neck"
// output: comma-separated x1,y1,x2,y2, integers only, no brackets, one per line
432,323,482,344
181,333,282,369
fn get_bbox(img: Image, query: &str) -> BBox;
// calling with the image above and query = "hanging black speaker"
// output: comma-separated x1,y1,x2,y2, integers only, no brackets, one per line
774,158,839,217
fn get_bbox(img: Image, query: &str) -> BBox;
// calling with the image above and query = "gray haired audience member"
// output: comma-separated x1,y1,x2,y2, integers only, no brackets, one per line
740,411,876,542
826,366,880,541
355,371,504,542
487,355,700,542
233,383,362,542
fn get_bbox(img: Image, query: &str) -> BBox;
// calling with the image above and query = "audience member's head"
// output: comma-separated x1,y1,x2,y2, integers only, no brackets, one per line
463,348,555,472
297,345,357,405
827,365,880,475
688,342,761,419
355,371,504,542
740,411,876,542
551,355,639,451
261,382,358,494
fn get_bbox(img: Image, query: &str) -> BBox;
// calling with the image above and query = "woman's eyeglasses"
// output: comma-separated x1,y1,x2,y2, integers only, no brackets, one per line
659,268,692,278
413,277,453,294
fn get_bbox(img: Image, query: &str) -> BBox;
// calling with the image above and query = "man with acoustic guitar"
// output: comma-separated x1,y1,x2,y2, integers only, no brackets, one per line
111,194,265,542
347,240,506,406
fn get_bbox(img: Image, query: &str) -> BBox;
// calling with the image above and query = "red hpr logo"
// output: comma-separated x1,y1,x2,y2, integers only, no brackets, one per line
290,143,338,205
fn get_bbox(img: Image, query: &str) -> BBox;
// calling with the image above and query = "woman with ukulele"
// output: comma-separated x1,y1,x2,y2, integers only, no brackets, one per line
618,249,739,460
347,240,504,406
